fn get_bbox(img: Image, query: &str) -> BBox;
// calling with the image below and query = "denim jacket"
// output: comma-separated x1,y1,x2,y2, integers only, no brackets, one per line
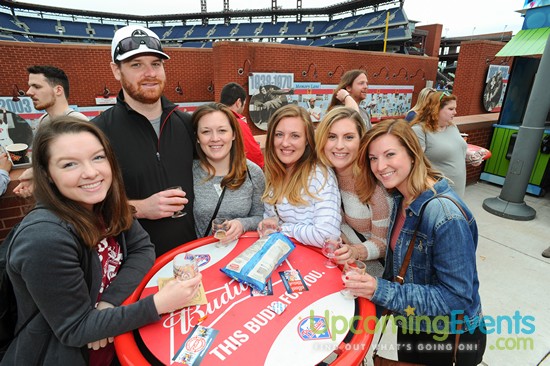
371,179,482,333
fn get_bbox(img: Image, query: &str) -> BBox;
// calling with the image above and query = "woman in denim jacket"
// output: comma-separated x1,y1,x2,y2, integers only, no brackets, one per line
345,119,486,365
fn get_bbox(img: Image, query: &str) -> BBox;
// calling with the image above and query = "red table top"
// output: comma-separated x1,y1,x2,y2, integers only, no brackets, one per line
115,233,375,366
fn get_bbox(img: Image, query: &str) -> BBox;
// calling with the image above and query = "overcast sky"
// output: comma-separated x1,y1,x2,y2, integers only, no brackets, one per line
13,0,525,37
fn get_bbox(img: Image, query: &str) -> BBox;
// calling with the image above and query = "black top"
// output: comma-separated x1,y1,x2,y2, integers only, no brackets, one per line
94,91,197,256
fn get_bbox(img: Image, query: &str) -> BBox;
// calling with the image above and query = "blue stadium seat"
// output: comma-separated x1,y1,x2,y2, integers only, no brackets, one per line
91,23,115,39
232,23,258,38
60,20,90,37
18,15,58,35
150,25,175,40
285,22,309,37
258,22,282,37
0,12,22,32
212,24,234,38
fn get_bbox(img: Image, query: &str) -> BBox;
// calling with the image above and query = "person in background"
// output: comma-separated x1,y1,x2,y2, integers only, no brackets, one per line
411,91,482,198
258,104,341,248
315,107,392,276
347,119,485,365
306,97,322,122
404,87,436,122
327,69,371,129
220,82,264,168
0,150,11,195
93,25,196,257
3,117,201,365
13,65,88,198
192,103,265,243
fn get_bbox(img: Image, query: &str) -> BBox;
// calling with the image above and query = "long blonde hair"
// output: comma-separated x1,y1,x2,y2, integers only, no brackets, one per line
315,107,365,179
356,119,442,206
262,104,324,205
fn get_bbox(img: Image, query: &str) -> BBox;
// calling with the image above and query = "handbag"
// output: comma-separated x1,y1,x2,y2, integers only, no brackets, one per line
372,195,467,366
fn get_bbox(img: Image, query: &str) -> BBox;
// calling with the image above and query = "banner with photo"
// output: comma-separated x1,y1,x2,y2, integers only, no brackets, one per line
483,65,509,113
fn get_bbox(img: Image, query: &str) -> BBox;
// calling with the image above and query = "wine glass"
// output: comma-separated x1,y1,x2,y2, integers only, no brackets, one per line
165,186,186,218
322,235,342,268
340,260,366,299
173,253,198,281
212,217,229,247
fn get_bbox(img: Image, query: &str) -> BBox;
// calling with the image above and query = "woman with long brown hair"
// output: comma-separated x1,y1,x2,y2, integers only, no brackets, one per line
192,103,265,243
3,117,201,365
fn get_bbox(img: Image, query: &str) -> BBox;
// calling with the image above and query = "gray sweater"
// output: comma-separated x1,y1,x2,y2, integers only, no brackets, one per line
3,207,159,365
193,160,265,237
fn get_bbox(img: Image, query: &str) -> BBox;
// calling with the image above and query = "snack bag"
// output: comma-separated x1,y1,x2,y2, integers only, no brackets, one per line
220,233,295,291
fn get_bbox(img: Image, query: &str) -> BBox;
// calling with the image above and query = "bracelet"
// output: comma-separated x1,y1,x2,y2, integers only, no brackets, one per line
344,94,351,101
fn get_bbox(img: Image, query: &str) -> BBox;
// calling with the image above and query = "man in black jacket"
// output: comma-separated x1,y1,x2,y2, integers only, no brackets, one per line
94,25,196,256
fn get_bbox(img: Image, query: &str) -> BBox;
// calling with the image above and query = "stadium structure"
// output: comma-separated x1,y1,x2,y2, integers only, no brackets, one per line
0,0,429,54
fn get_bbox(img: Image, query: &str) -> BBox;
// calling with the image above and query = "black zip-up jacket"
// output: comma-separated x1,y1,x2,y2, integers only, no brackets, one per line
93,91,197,256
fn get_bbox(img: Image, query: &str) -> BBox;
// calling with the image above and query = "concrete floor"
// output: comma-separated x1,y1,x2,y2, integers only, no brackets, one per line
361,181,550,366
463,182,550,366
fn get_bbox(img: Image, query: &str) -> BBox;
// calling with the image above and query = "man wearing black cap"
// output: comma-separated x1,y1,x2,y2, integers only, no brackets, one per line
94,25,196,257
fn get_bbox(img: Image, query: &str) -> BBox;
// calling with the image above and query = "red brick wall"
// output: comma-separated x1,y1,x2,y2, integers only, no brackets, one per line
416,24,443,58
453,40,512,116
0,39,497,241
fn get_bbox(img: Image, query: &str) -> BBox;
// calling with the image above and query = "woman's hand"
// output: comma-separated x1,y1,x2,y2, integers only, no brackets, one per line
153,273,202,315
219,219,244,244
88,301,115,350
334,244,355,264
343,272,378,300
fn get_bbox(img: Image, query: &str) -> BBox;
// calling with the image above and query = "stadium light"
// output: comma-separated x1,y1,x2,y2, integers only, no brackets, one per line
175,82,183,95
302,63,318,79
373,66,389,80
328,65,344,78
238,59,252,75
12,84,25,102
393,67,408,80
409,68,425,80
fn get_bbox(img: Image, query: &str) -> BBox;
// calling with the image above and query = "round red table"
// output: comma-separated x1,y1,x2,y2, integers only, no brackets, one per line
115,233,375,365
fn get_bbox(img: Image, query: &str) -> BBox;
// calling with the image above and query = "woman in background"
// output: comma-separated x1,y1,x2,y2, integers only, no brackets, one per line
315,107,392,276
258,104,341,247
3,117,201,365
192,103,264,243
411,91,469,197
327,69,372,129
404,87,436,122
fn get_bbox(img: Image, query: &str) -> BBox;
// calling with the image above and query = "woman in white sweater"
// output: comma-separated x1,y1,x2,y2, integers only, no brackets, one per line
316,107,392,276
259,105,341,248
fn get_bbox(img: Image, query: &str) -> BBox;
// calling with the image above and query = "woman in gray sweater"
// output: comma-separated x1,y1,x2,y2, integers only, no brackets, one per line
3,118,201,365
192,103,265,243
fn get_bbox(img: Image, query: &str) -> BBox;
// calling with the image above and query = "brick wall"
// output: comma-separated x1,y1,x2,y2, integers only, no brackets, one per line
416,24,443,58
453,40,512,116
0,39,502,241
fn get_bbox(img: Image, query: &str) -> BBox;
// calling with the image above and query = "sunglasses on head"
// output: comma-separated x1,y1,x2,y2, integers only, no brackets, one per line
113,32,163,60
439,91,451,101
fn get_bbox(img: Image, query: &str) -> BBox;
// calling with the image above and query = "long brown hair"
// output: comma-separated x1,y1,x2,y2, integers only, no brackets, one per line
315,107,366,179
32,117,134,248
327,69,367,111
411,91,457,133
191,103,247,190
262,104,323,205
356,119,442,206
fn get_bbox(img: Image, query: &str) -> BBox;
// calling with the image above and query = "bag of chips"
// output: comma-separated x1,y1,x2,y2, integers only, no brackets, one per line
220,233,295,292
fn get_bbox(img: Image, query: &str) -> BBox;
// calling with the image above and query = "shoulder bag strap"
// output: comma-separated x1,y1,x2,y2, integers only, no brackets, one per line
203,186,227,238
374,194,468,362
